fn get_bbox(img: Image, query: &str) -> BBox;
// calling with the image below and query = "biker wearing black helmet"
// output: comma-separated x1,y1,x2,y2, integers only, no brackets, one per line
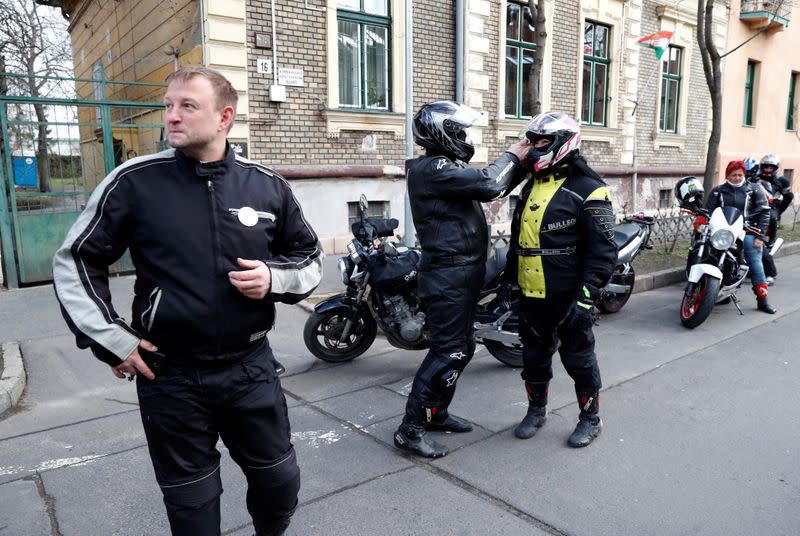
500,111,617,448
759,154,794,217
758,154,793,283
393,100,530,458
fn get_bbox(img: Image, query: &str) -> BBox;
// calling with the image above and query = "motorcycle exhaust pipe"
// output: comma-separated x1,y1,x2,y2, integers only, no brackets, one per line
603,283,630,294
770,237,784,257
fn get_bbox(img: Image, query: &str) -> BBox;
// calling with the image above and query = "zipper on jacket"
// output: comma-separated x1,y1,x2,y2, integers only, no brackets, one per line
207,178,222,356
141,287,162,333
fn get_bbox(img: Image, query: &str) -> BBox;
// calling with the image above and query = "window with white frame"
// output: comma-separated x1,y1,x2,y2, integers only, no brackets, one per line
337,0,390,111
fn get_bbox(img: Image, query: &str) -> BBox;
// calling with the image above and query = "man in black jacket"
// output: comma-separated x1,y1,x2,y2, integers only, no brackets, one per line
392,101,530,458
53,67,323,536
501,112,617,448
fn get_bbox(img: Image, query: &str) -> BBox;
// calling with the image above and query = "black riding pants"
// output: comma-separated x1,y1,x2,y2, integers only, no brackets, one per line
404,263,485,424
136,341,299,536
518,295,602,393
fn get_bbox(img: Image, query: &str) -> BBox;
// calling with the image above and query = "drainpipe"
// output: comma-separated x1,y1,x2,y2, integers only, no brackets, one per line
271,0,279,87
621,0,637,213
455,0,464,103
403,0,415,247
199,0,206,64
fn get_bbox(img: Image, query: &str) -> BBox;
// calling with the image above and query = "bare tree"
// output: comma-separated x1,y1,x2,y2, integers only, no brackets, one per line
0,0,72,192
696,0,787,197
696,0,723,197
526,0,547,116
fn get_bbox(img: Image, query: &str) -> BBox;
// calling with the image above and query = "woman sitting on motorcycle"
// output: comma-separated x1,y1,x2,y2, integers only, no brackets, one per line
702,160,776,314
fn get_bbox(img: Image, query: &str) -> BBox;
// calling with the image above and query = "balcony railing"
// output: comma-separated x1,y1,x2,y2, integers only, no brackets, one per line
740,0,793,29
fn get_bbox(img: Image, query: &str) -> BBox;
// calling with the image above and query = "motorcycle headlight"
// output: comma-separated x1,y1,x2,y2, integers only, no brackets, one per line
338,257,351,285
710,229,735,250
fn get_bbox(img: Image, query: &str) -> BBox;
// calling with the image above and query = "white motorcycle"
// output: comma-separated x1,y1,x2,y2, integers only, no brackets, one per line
679,202,750,328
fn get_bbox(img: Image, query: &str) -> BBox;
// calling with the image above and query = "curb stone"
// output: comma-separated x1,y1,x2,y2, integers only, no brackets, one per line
0,341,25,417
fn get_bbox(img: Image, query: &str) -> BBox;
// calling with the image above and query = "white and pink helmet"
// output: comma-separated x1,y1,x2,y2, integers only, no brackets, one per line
524,112,581,174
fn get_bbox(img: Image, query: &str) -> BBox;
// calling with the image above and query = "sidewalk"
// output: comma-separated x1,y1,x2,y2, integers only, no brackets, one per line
2,241,800,419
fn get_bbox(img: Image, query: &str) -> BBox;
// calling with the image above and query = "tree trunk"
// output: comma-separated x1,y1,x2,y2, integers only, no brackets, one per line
696,0,723,197
0,55,6,189
527,0,547,116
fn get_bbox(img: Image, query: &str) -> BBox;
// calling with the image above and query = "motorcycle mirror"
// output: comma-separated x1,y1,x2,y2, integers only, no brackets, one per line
359,194,369,213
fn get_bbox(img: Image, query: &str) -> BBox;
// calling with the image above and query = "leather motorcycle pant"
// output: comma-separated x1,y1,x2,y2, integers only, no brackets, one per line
136,341,299,536
518,295,602,393
404,263,485,425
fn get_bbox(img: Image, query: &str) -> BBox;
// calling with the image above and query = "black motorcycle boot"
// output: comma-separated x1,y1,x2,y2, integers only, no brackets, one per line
754,284,777,314
567,391,602,448
426,413,473,433
394,422,448,458
514,381,548,439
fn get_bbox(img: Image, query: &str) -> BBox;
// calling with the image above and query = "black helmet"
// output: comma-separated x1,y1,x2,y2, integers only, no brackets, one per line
413,101,481,162
523,112,581,174
674,176,704,207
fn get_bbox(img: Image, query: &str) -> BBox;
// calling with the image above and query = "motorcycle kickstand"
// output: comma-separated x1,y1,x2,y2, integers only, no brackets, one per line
731,293,745,316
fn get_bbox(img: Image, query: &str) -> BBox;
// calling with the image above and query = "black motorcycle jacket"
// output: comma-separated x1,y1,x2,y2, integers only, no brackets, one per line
54,146,323,366
503,156,617,299
407,151,521,267
758,173,793,214
705,181,770,236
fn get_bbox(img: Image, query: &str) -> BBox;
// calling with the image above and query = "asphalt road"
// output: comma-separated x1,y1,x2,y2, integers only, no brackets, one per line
1,255,799,536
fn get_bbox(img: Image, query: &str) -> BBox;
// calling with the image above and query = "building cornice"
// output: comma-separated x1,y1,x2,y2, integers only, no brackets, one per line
656,4,698,27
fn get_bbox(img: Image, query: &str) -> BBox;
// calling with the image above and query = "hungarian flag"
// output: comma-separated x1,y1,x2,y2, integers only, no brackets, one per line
638,31,673,59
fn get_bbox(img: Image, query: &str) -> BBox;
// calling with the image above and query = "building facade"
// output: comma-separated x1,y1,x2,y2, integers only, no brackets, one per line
42,0,728,251
718,0,799,187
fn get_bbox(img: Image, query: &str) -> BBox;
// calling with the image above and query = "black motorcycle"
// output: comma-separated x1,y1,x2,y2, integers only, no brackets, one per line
302,196,524,367
597,214,654,313
303,198,654,367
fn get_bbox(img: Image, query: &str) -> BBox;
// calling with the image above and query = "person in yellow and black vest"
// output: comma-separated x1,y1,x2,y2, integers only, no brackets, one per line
498,112,617,448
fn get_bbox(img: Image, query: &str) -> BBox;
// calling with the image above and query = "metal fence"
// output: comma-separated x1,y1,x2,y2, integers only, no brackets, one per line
0,69,165,287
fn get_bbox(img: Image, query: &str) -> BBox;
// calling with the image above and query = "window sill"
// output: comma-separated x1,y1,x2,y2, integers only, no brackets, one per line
494,117,529,141
322,109,405,139
581,125,622,144
654,132,686,150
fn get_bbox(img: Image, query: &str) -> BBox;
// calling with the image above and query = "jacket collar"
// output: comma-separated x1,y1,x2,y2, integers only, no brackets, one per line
175,142,235,177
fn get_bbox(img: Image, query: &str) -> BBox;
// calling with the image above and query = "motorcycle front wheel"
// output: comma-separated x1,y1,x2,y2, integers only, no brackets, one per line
483,341,523,368
680,275,720,329
597,266,635,314
303,308,378,362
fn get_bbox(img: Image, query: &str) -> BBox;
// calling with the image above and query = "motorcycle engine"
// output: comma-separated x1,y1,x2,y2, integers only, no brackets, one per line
383,294,425,342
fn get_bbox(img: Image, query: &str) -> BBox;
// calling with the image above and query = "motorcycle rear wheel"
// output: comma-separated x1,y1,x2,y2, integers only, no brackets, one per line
680,275,720,329
597,267,635,314
303,308,377,362
483,341,523,368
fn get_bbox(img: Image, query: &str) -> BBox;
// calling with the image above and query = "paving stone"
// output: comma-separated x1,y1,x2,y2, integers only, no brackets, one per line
286,467,551,535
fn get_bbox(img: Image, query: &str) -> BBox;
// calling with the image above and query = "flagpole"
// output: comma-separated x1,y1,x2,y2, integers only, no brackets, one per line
630,32,672,213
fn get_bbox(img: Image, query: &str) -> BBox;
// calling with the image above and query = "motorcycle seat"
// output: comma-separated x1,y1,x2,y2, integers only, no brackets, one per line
484,246,508,286
612,222,642,249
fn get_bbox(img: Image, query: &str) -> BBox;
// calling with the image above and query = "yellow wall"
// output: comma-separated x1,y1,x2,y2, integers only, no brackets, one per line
718,3,800,185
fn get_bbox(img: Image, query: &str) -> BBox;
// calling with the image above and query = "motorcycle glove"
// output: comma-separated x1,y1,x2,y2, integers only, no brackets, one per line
496,282,514,311
564,301,595,331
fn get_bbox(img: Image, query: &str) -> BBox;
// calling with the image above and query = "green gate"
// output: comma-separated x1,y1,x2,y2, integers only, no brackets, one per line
0,70,165,287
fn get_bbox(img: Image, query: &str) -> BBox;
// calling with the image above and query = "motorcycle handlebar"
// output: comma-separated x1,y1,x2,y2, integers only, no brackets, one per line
351,218,399,243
